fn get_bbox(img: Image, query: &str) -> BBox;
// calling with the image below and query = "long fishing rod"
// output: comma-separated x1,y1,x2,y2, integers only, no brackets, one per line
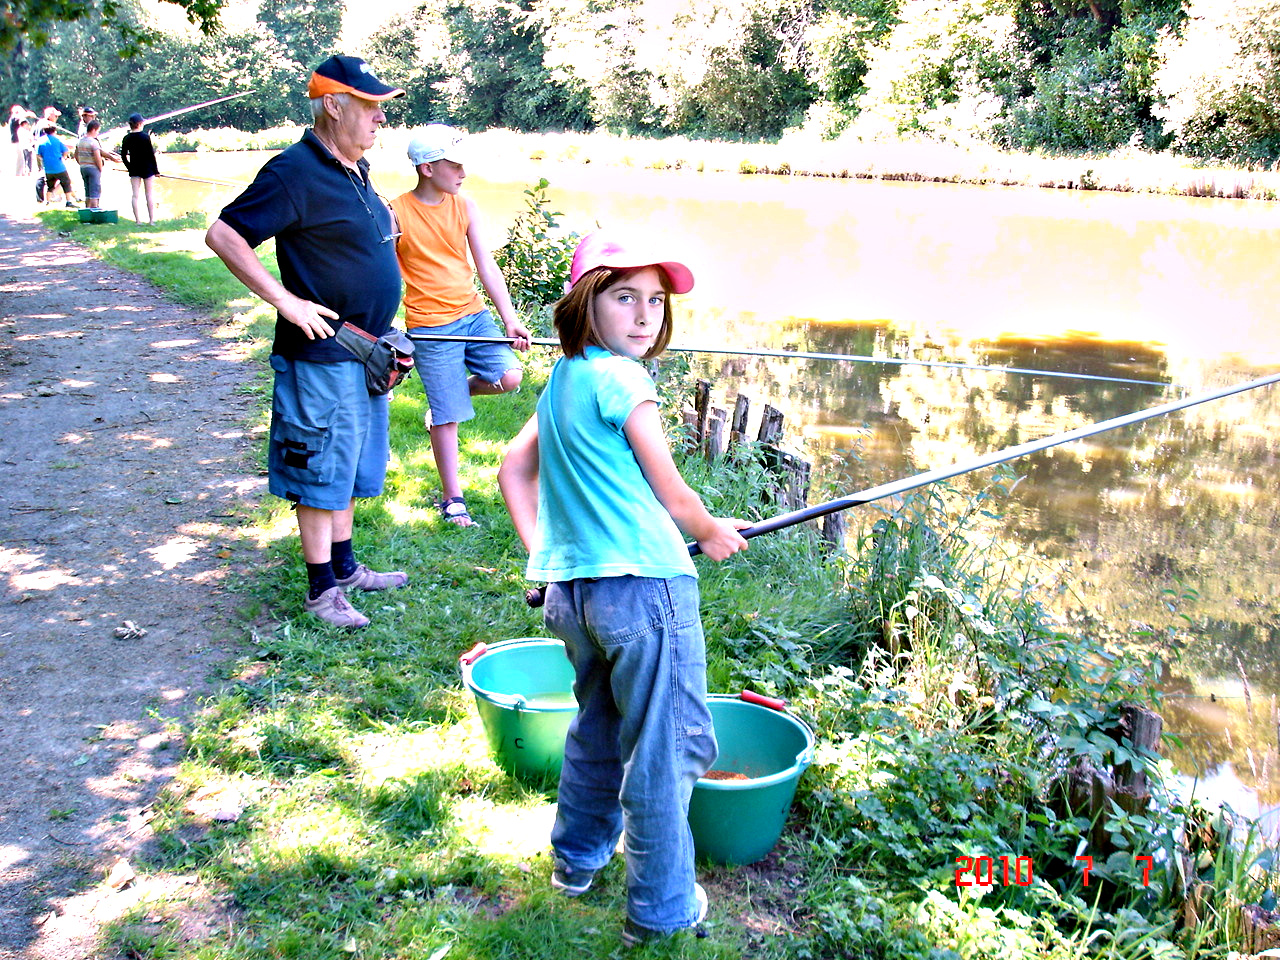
407,333,1174,389
98,92,255,139
44,93,255,142
139,92,252,129
524,369,1280,605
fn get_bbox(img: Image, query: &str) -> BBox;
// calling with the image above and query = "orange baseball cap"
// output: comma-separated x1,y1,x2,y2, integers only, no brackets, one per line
307,55,405,101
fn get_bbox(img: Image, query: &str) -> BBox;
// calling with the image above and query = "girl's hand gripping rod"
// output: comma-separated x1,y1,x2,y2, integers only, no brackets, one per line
524,369,1280,608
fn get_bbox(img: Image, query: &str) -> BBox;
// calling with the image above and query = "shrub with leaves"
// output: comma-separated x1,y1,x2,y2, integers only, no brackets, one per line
493,178,579,319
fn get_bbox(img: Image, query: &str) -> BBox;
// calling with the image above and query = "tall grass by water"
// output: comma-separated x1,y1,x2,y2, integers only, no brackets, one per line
152,125,1280,203
38,203,1280,959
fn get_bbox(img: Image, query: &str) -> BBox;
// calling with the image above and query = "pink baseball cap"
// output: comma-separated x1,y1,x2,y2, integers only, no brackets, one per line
569,231,695,294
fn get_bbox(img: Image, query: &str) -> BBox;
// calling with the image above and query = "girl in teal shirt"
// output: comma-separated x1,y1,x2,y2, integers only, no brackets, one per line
499,231,748,945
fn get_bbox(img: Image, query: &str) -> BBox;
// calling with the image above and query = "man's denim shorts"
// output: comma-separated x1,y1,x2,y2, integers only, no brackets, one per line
410,310,520,425
266,354,390,511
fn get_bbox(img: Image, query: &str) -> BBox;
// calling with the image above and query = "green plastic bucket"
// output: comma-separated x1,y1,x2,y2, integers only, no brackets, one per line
77,208,117,224
459,637,577,780
689,693,815,865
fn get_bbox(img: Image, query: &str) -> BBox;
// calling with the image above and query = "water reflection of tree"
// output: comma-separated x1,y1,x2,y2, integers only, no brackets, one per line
686,319,1280,733
1161,694,1280,810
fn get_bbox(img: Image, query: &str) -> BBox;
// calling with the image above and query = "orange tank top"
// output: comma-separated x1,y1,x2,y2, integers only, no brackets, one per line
389,191,484,328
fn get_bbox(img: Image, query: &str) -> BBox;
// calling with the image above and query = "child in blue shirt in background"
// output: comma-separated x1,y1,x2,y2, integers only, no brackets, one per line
498,231,748,945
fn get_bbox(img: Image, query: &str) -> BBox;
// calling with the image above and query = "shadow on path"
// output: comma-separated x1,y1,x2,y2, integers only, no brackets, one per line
0,208,262,960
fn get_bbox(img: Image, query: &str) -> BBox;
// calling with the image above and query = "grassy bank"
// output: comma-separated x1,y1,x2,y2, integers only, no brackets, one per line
41,208,1280,959
152,124,1280,203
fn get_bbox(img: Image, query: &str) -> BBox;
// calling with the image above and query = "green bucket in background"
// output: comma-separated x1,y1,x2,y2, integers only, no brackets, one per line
459,637,577,781
689,692,815,865
77,208,118,224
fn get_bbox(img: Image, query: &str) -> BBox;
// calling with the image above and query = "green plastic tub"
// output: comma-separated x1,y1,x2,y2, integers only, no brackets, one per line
77,208,117,224
459,637,577,780
460,647,813,863
689,693,815,865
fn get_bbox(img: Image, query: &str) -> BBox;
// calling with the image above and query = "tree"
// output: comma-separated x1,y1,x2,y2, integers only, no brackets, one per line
1,0,224,53
804,0,902,133
677,0,818,139
848,0,1014,143
1156,0,1280,164
256,0,342,78
359,6,451,127
443,0,590,131
995,0,1185,150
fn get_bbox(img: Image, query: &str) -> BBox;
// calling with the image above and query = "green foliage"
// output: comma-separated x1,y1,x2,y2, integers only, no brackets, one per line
842,0,1014,144
805,1,902,134
779,477,1247,958
493,178,579,315
1156,0,1280,166
444,0,591,131
996,0,1184,151
9,0,1280,160
256,0,341,78
0,0,222,54
359,12,451,128
676,0,817,140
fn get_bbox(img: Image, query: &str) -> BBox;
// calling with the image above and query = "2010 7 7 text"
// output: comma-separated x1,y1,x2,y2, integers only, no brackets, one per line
954,854,1156,887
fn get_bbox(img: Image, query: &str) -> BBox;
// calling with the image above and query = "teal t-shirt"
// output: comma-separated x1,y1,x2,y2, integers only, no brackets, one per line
526,345,697,583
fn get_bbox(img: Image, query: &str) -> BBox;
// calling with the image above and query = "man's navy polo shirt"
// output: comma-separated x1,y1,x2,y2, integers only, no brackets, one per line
217,129,402,363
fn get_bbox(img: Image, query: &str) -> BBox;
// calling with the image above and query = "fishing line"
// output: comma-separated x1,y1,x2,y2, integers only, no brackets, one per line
154,172,249,188
407,333,1175,389
524,369,1280,605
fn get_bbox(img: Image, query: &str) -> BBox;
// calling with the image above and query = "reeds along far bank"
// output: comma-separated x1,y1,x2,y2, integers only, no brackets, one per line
153,124,1280,203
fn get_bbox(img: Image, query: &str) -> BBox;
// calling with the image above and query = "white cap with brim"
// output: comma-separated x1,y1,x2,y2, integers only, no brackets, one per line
407,123,468,166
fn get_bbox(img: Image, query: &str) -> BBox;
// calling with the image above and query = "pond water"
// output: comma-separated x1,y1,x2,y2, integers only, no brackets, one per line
131,148,1280,821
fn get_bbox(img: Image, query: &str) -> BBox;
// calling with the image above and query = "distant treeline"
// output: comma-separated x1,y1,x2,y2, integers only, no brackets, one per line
5,0,1280,165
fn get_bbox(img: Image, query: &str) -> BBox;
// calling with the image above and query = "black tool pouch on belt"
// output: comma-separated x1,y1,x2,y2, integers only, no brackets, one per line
335,322,416,395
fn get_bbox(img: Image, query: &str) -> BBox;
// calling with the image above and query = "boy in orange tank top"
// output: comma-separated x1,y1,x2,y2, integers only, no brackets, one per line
390,124,530,527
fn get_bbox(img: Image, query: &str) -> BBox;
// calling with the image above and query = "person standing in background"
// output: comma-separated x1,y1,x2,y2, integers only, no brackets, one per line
120,112,159,224
76,117,119,209
9,104,24,175
36,121,77,207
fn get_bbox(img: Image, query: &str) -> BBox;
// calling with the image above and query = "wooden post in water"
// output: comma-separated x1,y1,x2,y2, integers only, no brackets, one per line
1064,702,1163,850
821,512,847,556
730,395,750,447
694,379,712,444
705,407,727,460
758,405,785,444
684,386,843,552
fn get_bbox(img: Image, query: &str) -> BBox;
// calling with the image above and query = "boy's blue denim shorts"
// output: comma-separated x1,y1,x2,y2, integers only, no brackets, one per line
409,310,520,425
266,354,391,511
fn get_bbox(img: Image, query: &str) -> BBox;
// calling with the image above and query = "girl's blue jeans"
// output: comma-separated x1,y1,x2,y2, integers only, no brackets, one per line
544,575,717,933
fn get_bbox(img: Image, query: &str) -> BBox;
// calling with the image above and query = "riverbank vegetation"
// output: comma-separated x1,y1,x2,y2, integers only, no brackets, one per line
30,198,1280,958
10,1,1280,178
148,122,1280,202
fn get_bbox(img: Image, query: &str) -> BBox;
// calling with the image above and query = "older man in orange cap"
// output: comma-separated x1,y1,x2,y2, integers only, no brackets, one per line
205,56,411,629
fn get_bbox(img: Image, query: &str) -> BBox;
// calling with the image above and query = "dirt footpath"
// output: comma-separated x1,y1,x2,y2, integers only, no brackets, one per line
0,203,261,958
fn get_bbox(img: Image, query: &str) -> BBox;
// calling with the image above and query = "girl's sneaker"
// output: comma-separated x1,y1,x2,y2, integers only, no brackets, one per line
550,856,596,897
621,883,708,947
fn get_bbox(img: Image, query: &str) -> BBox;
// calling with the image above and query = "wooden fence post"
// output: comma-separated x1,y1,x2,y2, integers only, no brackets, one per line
705,407,727,460
758,405,784,444
730,395,750,447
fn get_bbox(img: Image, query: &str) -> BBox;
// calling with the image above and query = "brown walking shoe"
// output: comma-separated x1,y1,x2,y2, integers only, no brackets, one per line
335,564,409,592
304,586,370,629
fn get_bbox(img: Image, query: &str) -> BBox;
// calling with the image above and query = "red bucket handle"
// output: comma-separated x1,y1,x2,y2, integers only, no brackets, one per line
739,690,787,711
459,641,487,666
